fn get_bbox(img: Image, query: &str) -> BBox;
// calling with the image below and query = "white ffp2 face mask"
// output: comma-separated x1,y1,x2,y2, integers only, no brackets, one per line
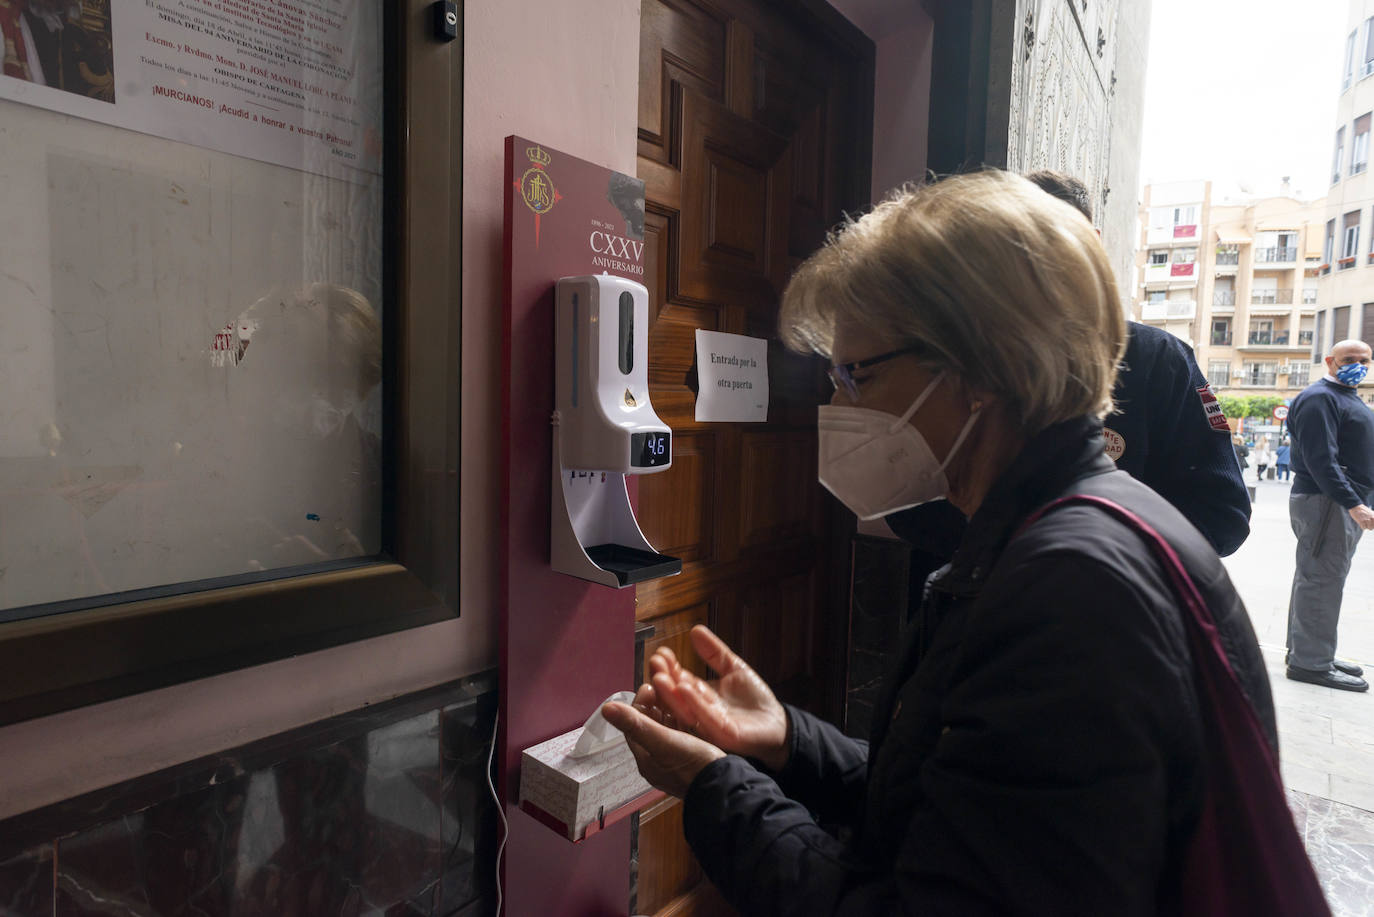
817,372,981,520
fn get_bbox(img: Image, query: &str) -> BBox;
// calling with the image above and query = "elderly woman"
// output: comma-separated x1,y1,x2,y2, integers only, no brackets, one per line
602,172,1326,916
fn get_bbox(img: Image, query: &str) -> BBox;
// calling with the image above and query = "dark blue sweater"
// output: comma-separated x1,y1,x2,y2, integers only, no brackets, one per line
1106,323,1251,554
888,324,1252,556
1288,378,1374,510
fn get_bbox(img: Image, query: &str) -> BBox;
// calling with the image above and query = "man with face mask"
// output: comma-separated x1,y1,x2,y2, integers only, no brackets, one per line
1284,338,1374,691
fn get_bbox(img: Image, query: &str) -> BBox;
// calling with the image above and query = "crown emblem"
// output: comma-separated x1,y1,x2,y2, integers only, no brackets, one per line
514,141,561,247
526,145,552,167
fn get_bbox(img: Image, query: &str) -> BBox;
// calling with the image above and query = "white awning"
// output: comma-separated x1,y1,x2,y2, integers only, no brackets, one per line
1215,226,1252,245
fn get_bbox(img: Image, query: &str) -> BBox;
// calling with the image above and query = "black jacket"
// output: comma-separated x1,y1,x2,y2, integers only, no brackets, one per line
682,418,1275,916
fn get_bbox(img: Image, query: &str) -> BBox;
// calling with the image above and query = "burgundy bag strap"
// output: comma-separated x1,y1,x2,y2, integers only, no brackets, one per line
1019,494,1331,916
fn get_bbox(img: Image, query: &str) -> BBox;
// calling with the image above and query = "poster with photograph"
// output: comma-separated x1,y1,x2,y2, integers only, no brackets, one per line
0,0,381,178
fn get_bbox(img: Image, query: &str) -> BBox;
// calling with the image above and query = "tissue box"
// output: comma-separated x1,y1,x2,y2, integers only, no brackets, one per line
519,726,654,841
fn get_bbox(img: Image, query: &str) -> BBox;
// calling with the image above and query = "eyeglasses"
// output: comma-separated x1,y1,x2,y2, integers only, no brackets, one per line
827,345,923,401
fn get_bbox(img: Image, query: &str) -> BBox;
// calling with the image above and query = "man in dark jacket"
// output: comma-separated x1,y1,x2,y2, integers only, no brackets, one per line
1285,338,1374,691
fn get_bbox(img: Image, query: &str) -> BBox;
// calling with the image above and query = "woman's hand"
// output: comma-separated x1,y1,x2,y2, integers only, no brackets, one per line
648,625,790,772
600,695,725,799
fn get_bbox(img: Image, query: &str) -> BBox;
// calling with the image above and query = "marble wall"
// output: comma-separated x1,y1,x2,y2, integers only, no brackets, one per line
0,677,497,917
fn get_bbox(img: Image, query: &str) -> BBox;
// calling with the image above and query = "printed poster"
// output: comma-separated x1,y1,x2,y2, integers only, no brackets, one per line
0,0,381,177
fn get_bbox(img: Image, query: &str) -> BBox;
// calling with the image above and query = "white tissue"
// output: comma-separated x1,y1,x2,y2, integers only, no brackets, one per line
569,691,636,758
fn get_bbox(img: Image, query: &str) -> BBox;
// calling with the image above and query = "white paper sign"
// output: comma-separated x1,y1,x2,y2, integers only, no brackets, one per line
695,329,769,422
0,0,382,179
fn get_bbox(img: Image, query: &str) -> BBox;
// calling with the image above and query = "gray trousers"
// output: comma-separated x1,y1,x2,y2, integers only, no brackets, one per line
1287,492,1365,671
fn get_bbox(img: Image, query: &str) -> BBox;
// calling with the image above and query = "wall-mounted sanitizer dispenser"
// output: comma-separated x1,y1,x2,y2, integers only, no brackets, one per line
551,274,682,587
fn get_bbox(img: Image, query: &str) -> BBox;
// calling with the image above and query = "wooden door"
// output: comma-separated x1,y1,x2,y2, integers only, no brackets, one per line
634,1,872,913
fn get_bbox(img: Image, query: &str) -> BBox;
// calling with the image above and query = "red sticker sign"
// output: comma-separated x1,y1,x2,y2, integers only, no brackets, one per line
1197,385,1231,432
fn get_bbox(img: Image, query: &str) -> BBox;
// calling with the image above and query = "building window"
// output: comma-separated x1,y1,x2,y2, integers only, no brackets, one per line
1211,319,1232,346
1208,360,1231,389
1149,249,1168,265
1325,219,1336,266
1314,311,1326,362
1363,17,1374,77
1174,247,1197,264
1289,362,1312,386
1355,114,1372,175
1303,287,1318,305
1248,320,1274,346
1147,290,1167,303
1364,304,1374,345
1342,211,1361,262
1345,30,1357,89
1335,305,1352,341
1243,362,1279,387
0,5,466,723
1172,205,1197,225
1334,127,1347,183
1216,243,1240,265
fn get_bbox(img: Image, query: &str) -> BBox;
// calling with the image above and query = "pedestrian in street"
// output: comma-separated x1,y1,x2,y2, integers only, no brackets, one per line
1232,434,1249,476
1254,440,1272,482
1276,438,1292,481
1285,339,1374,692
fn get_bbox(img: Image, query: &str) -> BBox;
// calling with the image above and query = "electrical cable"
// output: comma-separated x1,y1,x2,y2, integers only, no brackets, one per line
486,708,508,916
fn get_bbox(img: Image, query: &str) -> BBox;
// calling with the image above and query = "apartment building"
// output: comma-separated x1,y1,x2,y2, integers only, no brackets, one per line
1135,181,1324,400
1317,0,1374,408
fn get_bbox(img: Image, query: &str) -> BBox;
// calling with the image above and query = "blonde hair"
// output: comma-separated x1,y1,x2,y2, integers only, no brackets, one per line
780,170,1125,433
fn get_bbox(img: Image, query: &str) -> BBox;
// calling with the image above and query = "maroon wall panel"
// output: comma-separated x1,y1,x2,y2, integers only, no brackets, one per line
500,135,648,916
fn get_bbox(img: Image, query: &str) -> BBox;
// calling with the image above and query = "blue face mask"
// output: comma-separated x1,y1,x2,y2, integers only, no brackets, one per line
1336,362,1369,387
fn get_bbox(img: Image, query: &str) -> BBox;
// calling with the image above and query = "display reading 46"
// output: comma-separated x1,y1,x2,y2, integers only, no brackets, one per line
631,431,671,468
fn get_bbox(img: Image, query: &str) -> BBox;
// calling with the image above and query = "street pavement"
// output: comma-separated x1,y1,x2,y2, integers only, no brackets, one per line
1221,472,1374,916
1221,472,1374,811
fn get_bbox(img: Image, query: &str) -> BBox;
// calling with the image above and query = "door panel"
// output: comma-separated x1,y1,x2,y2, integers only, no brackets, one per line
639,433,716,563
678,89,790,306
635,1,872,913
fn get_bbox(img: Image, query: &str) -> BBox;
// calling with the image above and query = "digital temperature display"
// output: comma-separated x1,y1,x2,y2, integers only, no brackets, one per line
631,431,671,468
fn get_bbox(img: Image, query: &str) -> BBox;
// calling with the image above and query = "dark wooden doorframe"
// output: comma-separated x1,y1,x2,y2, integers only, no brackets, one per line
633,1,872,913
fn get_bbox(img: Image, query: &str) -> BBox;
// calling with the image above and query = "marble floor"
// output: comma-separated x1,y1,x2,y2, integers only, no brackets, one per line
1288,788,1374,917
1222,475,1374,915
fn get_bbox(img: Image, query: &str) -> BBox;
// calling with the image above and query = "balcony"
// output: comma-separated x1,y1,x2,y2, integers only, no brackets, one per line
1141,300,1197,322
1215,250,1241,265
1339,256,1357,271
1354,160,1369,176
1213,290,1237,306
1239,373,1279,387
1144,263,1197,285
1299,331,1314,345
1255,247,1298,263
1250,289,1294,305
1302,290,1318,305
1211,331,1233,346
1238,331,1308,350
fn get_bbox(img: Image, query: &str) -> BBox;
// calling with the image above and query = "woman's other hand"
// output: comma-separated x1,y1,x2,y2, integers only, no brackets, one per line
600,700,725,799
649,625,790,772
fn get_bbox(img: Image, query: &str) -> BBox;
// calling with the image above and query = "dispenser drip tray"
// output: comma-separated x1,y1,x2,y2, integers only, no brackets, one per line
584,544,683,586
